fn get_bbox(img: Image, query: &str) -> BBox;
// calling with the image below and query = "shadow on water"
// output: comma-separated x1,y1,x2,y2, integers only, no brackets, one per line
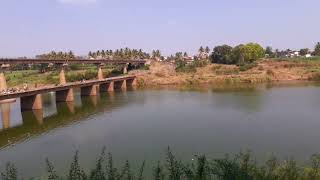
0,89,140,149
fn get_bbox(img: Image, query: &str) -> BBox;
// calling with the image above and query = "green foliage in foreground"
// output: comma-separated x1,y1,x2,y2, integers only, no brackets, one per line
2,148,320,180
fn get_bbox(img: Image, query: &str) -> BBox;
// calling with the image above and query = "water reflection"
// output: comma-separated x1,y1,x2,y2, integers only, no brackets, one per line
2,82,320,178
0,90,140,148
1,103,10,129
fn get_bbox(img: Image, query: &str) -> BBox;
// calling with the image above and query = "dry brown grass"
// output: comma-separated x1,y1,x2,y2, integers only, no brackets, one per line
129,59,320,87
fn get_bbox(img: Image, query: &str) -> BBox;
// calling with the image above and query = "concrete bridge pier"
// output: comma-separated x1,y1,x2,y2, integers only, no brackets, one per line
100,82,114,92
56,64,74,102
0,72,7,92
56,89,74,102
114,80,127,91
97,64,104,80
1,103,10,129
126,78,137,88
89,96,98,107
66,101,75,114
0,67,16,104
81,85,98,96
123,64,128,74
58,64,68,85
20,94,42,111
32,110,44,125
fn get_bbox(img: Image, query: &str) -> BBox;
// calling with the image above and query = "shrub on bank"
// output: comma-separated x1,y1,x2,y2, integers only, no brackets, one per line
175,60,208,73
239,62,257,71
3,148,320,180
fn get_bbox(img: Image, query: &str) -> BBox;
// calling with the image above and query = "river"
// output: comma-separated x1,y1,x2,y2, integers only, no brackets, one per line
1,82,320,178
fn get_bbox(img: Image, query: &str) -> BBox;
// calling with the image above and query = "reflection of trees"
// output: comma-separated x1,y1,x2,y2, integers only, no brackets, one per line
209,84,265,113
0,91,146,148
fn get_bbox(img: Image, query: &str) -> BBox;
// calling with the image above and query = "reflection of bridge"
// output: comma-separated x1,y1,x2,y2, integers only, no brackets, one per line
0,92,142,148
0,58,144,111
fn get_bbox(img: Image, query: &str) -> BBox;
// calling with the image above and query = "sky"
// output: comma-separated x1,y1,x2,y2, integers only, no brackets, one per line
0,0,319,57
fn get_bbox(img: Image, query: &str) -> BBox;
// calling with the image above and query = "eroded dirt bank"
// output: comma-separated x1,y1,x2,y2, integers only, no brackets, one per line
130,59,320,86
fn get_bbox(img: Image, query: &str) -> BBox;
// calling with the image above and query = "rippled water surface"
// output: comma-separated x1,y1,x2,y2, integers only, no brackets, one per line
1,83,320,177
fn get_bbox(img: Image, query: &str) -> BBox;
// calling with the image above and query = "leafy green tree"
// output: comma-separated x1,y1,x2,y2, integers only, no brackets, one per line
299,48,309,56
265,46,274,57
232,43,265,64
211,45,233,64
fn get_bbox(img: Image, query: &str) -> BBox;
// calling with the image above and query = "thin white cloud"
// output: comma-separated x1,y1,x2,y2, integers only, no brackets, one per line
57,0,97,5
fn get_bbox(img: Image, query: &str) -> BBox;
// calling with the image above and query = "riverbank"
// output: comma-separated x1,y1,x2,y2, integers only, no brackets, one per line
130,59,320,87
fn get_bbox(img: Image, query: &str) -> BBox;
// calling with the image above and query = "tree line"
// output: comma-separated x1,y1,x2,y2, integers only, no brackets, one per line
35,42,320,62
36,51,76,60
265,42,320,58
210,43,265,65
88,48,150,60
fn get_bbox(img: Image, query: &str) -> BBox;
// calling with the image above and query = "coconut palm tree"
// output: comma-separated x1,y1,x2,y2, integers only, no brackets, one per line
199,46,204,54
205,46,210,54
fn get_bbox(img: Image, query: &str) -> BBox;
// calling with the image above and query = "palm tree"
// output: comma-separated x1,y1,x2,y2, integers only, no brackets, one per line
156,50,161,58
199,46,204,54
152,50,156,59
68,50,75,60
101,50,105,58
57,52,64,59
96,50,101,58
205,46,210,54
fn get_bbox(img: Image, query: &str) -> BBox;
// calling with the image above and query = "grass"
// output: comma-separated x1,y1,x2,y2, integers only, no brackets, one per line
175,60,209,73
238,62,257,72
275,56,320,62
5,70,59,87
5,67,119,87
3,148,320,180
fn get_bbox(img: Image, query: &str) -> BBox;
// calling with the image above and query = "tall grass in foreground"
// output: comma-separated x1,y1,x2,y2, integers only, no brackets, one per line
2,147,320,180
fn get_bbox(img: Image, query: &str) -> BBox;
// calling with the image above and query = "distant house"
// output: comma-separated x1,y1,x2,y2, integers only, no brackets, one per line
305,54,312,58
286,50,300,58
183,56,194,64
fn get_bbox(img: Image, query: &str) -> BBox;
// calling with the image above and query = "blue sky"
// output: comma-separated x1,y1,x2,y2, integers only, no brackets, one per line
0,0,319,57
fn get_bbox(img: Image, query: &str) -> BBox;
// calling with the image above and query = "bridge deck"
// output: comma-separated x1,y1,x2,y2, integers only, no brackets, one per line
0,75,135,100
0,59,146,65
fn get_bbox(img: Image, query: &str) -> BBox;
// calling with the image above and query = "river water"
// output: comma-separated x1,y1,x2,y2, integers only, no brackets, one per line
1,83,320,177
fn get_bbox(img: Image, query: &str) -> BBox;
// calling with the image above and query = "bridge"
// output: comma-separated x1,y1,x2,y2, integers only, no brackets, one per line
0,58,144,112
0,75,136,111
